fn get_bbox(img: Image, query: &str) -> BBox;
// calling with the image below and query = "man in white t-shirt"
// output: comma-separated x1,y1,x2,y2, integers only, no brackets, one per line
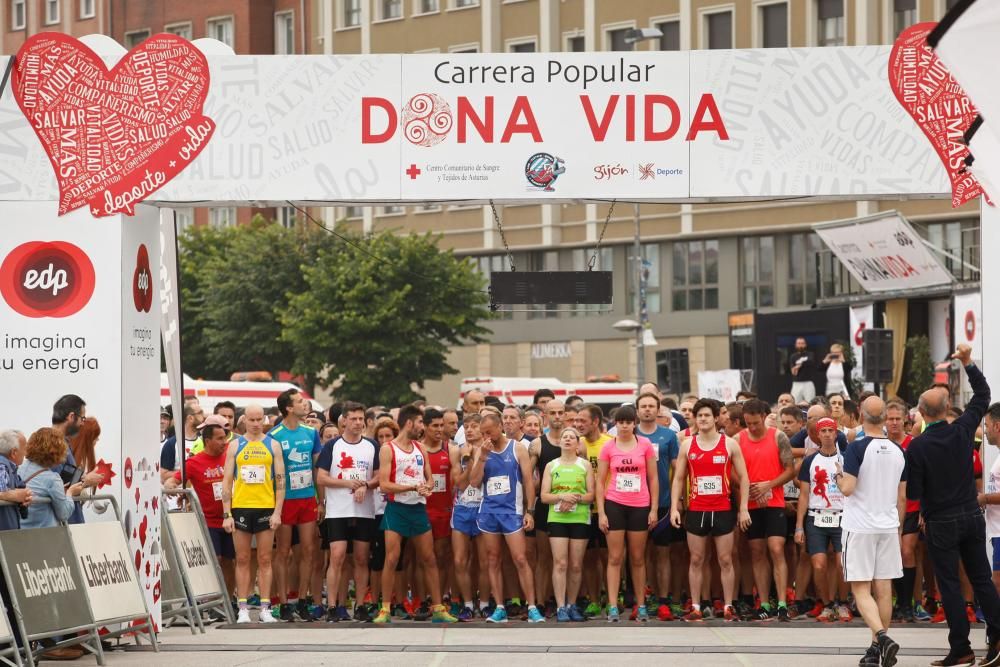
836,396,905,667
453,390,486,446
979,404,1000,596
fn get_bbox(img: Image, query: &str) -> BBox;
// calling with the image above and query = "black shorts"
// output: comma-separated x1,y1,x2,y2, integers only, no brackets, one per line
547,522,590,540
369,517,386,571
232,508,273,534
324,517,377,544
604,499,650,532
208,527,236,559
684,509,735,538
903,511,921,536
651,507,677,547
533,501,549,533
587,515,607,549
745,507,787,541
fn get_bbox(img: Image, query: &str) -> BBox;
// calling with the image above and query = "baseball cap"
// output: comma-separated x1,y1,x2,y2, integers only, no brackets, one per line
197,414,229,430
160,405,173,418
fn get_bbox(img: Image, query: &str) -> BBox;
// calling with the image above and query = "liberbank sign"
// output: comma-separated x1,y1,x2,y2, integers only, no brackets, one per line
0,47,951,204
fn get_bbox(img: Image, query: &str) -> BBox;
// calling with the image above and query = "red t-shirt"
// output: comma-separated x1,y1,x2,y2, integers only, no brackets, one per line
425,445,452,515
739,427,785,510
174,450,227,528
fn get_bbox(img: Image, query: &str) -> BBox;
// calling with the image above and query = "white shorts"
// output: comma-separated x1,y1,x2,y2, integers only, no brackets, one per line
842,530,902,582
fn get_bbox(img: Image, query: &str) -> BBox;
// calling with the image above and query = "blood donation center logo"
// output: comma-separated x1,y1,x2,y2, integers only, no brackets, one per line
402,93,453,147
132,244,153,313
0,240,96,318
525,152,565,192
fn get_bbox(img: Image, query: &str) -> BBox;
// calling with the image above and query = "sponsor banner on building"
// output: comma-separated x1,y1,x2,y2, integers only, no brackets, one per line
68,523,147,623
849,304,874,378
953,291,982,362
0,526,93,635
166,511,223,598
697,369,742,402
0,48,954,204
814,211,953,292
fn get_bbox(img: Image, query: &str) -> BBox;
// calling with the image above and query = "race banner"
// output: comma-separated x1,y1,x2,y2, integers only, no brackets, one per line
165,511,224,598
68,523,147,623
849,304,873,378
928,297,952,362
813,211,953,292
696,369,742,402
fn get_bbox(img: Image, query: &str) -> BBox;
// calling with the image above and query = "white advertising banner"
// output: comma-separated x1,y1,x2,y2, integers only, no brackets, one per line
849,304,874,378
814,211,953,292
69,523,148,623
166,511,223,599
928,298,952,362
696,369,743,403
0,48,953,203
953,291,982,362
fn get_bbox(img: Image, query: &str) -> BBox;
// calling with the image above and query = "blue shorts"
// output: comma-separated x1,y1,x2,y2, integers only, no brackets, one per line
992,537,1000,572
451,506,480,537
477,512,523,536
208,527,236,560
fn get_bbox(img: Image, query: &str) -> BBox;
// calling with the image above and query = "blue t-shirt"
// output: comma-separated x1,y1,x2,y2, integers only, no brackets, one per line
637,424,679,508
269,423,322,500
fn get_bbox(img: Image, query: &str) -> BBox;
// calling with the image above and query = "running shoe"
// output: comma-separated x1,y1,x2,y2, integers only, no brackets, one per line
507,602,524,620
457,607,475,622
713,599,725,615
413,604,432,622
836,603,853,622
449,601,462,617
723,605,737,622
932,607,947,624
568,605,586,622
279,603,295,622
354,605,371,623
557,606,571,623
236,608,251,624
392,604,410,620
914,604,932,622
247,594,261,608
636,606,649,623
858,644,880,666
309,604,325,621
544,599,558,619
967,604,979,624
403,598,416,616
928,653,975,666
777,606,790,623
259,608,277,623
977,607,986,624
747,607,772,622
877,632,899,667
629,605,638,621
807,600,825,618
584,601,602,618
981,637,1000,667
607,606,620,623
817,605,837,623
326,607,339,623
296,599,314,622
657,604,675,621
479,606,493,620
373,607,392,624
682,608,703,622
487,607,508,624
898,606,915,624
431,604,458,624
527,607,545,623
271,605,281,620
334,605,351,622
701,600,715,619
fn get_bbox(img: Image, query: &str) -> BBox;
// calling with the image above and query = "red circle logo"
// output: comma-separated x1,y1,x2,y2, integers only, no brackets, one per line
965,310,976,342
132,244,152,313
0,241,95,318
854,321,867,346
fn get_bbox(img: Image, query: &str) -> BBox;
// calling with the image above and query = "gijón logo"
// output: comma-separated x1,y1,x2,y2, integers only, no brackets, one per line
0,241,95,318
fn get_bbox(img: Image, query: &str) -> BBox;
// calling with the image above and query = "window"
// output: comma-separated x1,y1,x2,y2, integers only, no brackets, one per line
418,0,439,13
608,27,633,52
509,40,536,52
627,244,661,315
44,0,58,24
672,239,719,311
893,0,917,38
705,11,733,49
165,22,193,39
381,0,402,20
344,206,363,219
10,0,25,30
382,205,404,215
343,0,361,26
79,0,95,19
454,0,479,7
174,208,194,234
761,2,788,47
417,203,441,212
787,232,824,305
124,30,151,48
921,219,980,281
208,207,236,228
275,11,294,54
656,20,680,50
277,206,296,228
207,17,234,47
568,35,585,52
656,349,690,394
740,236,775,308
570,247,613,316
816,0,844,46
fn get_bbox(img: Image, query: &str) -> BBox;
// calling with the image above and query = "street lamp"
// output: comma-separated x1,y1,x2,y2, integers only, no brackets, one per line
613,318,647,385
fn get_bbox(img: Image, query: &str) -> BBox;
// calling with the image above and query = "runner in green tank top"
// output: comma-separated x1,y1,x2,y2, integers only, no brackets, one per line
541,427,595,622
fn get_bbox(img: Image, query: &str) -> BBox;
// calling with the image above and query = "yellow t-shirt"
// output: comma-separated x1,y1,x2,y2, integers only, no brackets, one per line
232,436,276,509
584,433,613,472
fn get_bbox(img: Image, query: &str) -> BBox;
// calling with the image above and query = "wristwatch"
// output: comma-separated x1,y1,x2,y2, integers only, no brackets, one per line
223,511,232,519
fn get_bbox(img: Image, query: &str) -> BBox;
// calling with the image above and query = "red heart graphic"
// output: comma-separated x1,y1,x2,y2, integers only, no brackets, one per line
888,23,987,208
124,457,133,489
145,559,151,578
11,32,216,217
134,549,141,571
151,496,158,512
132,244,152,312
139,514,148,547
134,487,140,506
152,580,161,604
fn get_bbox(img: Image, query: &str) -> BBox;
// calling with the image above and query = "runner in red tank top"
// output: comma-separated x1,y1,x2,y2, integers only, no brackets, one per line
670,399,751,622
420,408,454,602
738,399,796,621
887,400,920,622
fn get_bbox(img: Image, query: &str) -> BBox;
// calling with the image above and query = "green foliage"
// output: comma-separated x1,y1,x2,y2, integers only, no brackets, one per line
282,229,492,406
905,335,934,400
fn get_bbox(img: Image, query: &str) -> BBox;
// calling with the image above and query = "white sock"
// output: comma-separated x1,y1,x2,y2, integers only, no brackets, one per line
465,601,474,610
479,601,489,610
692,603,701,611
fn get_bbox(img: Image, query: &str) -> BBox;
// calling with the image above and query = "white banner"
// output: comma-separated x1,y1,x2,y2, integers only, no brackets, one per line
696,369,742,403
849,304,874,378
69,523,147,624
0,48,953,203
954,291,982,362
814,211,953,292
159,210,184,442
928,298,952,362
166,511,223,599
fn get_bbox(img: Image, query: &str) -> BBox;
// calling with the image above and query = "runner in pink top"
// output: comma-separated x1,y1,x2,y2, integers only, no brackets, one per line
599,436,656,507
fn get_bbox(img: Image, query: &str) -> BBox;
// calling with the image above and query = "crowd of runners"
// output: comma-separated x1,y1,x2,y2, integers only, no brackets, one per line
155,344,1000,665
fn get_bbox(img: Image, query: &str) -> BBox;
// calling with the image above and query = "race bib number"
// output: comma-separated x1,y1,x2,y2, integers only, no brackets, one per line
212,481,223,501
241,465,266,484
463,486,483,503
696,475,723,496
486,475,511,496
814,510,841,528
289,470,312,491
615,474,641,493
345,468,364,482
432,474,447,493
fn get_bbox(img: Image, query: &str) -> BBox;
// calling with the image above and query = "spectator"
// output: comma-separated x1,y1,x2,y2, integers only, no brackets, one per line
160,406,173,443
789,337,817,403
19,428,84,529
0,430,31,530
50,394,102,524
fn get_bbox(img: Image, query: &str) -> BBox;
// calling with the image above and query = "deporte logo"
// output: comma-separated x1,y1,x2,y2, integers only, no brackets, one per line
0,241,95,318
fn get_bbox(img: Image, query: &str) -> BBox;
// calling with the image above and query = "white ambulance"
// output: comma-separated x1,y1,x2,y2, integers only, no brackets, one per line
160,373,324,411
458,376,637,413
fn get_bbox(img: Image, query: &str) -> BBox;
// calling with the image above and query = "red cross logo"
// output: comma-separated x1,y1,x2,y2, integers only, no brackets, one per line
406,164,421,179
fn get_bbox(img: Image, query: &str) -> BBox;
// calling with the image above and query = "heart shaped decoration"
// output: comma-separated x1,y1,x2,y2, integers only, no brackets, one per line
11,32,216,216
889,23,987,208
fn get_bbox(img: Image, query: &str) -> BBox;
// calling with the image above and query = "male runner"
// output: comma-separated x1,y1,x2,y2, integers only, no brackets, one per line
222,405,286,623
670,399,751,622
740,399,796,621
421,408,454,601
315,401,379,622
450,413,490,619
577,404,612,617
886,400,920,623
528,400,566,612
454,391,486,445
373,404,457,624
270,389,322,622
503,406,530,444
779,406,816,618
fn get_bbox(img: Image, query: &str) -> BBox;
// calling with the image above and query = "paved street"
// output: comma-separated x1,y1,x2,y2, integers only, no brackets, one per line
58,621,985,666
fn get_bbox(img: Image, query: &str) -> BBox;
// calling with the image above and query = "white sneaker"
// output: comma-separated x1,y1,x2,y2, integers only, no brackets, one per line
237,609,251,624
259,609,277,623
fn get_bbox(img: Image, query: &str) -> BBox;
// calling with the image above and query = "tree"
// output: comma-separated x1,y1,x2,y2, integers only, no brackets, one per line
177,223,233,378
282,229,491,405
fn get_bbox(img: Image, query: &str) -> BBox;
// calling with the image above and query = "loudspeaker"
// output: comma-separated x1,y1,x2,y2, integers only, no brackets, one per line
862,328,894,384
